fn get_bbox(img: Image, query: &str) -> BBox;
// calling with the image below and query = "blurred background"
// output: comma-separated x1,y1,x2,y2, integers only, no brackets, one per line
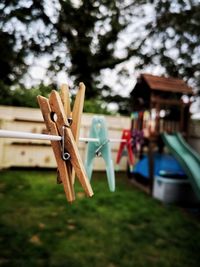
0,0,200,115
1,1,200,267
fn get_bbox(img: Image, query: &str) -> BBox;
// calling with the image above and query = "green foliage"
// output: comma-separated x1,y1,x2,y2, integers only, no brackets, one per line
136,0,200,89
0,82,53,108
83,99,111,115
1,169,200,267
0,81,114,114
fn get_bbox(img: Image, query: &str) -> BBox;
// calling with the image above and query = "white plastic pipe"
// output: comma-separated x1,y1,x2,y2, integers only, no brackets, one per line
0,130,62,141
0,130,126,143
79,137,99,142
109,138,127,143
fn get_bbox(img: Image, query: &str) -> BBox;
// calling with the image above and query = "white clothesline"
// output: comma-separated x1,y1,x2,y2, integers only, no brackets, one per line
0,130,126,143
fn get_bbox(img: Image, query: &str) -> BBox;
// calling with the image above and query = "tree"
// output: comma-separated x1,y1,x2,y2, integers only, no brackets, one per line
136,0,200,91
1,0,200,113
0,0,144,100
38,0,145,100
0,30,26,85
0,0,48,85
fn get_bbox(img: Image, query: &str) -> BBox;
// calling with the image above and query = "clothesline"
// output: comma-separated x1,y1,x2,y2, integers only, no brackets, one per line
0,130,127,143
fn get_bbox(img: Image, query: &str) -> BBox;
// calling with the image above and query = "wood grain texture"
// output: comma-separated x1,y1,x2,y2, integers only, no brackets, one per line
60,84,71,118
59,84,72,185
71,83,85,183
48,90,93,197
60,83,86,184
142,73,193,94
71,83,85,141
37,95,75,202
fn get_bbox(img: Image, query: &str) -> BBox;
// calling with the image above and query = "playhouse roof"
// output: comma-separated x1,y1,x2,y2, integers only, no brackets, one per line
139,74,193,95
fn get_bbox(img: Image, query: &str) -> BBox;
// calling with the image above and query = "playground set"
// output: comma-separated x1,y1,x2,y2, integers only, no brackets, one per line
125,73,200,203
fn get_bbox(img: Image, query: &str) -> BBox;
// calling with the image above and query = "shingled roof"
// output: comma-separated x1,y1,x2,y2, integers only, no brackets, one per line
141,74,193,95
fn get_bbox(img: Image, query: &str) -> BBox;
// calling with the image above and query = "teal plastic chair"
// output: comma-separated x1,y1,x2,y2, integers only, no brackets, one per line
85,116,115,192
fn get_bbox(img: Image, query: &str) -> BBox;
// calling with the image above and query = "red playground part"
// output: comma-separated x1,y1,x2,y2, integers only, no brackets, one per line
116,129,134,168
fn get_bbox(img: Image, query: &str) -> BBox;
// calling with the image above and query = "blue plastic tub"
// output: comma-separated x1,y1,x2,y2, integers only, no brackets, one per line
133,153,186,179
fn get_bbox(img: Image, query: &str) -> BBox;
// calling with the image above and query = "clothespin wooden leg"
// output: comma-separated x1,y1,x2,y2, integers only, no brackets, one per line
37,95,75,202
60,84,72,119
71,82,85,184
71,83,85,140
49,90,93,197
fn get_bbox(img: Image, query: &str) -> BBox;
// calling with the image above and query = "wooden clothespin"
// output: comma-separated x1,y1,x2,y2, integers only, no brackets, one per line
116,129,134,172
37,84,93,203
85,116,115,192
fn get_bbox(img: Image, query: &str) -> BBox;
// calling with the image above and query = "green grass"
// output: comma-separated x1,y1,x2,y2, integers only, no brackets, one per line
0,170,200,267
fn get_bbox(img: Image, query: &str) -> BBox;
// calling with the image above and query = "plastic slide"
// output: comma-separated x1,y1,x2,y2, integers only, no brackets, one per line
162,132,200,199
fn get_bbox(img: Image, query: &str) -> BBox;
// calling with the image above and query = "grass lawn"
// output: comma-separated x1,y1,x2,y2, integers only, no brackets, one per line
0,169,200,267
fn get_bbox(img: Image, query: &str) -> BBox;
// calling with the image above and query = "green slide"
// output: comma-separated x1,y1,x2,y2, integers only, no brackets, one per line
162,132,200,199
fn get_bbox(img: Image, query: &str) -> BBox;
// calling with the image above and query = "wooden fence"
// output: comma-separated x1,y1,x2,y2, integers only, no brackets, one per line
0,105,130,170
1,105,199,171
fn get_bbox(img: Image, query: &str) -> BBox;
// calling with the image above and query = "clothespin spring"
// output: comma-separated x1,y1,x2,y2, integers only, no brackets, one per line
62,126,71,161
95,139,109,157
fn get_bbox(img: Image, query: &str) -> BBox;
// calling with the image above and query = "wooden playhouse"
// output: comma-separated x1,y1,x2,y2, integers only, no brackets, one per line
129,73,194,194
